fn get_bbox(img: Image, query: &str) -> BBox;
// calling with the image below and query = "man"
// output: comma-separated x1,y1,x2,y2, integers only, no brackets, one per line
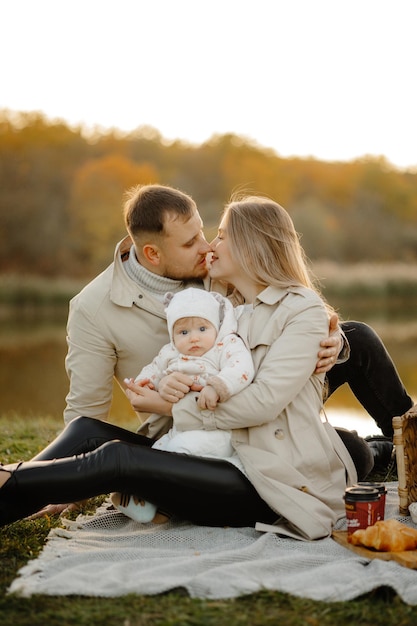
31,183,411,519
64,184,220,424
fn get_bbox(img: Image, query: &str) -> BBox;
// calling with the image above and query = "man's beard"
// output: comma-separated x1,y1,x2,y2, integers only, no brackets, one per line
165,263,208,282
170,269,208,282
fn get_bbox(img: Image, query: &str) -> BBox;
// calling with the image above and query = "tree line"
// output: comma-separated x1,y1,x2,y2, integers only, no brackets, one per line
1,109,417,277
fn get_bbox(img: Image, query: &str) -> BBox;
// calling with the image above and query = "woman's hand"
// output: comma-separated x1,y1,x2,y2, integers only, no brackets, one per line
124,378,173,415
27,501,88,520
315,313,342,374
158,372,203,402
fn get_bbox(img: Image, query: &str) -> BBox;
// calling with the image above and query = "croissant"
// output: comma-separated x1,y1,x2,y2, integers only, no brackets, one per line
350,519,417,552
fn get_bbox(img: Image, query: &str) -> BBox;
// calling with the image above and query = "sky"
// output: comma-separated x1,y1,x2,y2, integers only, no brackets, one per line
2,0,417,170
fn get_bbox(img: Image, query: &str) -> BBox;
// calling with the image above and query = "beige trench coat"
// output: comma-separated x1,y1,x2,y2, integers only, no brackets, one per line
167,285,356,540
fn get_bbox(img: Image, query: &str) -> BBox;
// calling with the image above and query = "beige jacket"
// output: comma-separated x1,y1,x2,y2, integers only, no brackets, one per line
64,237,225,424
158,285,355,540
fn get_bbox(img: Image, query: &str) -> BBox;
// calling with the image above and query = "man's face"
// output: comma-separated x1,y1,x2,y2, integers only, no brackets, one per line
157,208,211,280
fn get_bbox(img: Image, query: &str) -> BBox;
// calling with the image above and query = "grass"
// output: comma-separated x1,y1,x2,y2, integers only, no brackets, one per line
1,416,417,626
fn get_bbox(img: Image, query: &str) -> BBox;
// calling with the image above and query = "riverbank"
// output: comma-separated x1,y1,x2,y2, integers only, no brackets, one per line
1,262,417,310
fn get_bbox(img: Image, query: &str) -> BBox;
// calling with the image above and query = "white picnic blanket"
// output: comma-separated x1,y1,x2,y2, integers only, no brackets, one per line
8,482,417,603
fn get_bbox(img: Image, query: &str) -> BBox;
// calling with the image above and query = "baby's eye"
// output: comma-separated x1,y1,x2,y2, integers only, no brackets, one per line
180,330,189,335
199,326,207,332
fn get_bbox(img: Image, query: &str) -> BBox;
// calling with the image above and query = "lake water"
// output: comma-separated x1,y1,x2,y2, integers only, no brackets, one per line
1,301,416,437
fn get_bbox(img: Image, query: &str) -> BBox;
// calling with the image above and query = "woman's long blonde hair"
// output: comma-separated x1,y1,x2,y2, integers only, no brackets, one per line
223,194,332,310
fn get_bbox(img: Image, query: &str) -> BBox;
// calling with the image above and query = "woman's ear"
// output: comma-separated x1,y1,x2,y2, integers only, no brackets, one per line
142,243,161,266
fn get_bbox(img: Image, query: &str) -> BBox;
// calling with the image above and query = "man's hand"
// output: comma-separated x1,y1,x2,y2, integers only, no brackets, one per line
315,313,342,374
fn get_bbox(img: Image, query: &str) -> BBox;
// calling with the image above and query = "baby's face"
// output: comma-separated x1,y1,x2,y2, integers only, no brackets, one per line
173,317,217,356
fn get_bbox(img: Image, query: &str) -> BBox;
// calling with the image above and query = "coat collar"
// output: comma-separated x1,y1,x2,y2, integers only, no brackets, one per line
110,236,143,307
254,284,306,307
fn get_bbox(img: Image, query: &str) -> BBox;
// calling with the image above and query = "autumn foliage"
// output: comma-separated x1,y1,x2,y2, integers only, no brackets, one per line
1,109,416,277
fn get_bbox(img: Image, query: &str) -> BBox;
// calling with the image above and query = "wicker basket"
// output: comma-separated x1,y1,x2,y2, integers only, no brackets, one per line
393,404,417,515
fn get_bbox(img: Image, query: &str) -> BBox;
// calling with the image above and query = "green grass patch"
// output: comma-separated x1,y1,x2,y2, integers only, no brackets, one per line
0,414,414,626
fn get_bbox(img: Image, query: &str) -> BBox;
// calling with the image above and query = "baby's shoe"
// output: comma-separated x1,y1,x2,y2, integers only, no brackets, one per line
111,492,157,523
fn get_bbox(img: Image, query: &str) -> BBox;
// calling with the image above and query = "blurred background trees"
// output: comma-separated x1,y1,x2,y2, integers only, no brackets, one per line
1,109,416,278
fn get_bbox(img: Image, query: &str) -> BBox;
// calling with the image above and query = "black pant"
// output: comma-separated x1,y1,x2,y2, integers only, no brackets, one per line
2,411,369,530
327,321,413,438
1,417,277,528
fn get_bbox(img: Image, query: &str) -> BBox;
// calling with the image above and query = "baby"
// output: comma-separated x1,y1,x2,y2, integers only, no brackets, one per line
111,288,254,523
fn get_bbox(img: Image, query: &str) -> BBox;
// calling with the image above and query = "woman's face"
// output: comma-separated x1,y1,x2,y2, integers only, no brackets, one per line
208,216,241,285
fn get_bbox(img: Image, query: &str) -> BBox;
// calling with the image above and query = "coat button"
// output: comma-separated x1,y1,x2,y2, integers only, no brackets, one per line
274,428,284,439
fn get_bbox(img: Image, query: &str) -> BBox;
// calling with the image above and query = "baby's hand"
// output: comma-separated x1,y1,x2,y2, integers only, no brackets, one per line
197,385,219,410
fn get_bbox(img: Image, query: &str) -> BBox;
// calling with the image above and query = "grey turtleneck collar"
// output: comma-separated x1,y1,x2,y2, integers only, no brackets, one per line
124,245,203,301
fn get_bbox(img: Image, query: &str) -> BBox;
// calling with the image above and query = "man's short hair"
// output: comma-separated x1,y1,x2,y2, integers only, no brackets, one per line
123,184,196,237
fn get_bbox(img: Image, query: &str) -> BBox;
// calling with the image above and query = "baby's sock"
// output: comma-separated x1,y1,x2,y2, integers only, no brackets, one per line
110,492,157,523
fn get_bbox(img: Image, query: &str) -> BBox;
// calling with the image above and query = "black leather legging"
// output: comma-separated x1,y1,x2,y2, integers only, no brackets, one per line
1,417,277,528
328,321,413,438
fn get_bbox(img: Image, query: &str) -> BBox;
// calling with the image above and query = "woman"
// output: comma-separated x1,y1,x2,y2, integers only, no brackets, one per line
0,195,358,540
